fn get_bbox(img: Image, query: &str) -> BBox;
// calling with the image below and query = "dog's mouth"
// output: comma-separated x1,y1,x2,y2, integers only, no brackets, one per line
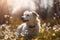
28,25,35,28
22,19,29,22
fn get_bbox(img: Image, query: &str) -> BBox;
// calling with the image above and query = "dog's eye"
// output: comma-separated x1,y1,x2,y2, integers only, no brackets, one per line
27,15,29,16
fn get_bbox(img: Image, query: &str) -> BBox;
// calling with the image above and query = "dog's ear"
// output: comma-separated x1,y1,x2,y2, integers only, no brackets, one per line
32,11,39,17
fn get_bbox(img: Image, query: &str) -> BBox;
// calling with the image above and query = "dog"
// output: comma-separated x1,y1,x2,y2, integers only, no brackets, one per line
17,10,41,40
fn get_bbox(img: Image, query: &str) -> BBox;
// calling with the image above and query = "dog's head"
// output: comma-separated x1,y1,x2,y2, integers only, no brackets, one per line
21,10,39,22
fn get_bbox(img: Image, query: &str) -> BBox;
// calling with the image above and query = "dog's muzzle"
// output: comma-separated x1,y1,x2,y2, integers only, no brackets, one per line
21,17,29,22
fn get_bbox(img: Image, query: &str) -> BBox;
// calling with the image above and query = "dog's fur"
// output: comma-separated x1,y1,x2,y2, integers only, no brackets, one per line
17,10,41,40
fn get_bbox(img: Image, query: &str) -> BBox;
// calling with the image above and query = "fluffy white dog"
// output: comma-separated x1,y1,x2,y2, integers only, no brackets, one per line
17,10,41,40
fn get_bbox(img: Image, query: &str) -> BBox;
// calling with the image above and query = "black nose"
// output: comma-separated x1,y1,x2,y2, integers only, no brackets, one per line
21,17,24,20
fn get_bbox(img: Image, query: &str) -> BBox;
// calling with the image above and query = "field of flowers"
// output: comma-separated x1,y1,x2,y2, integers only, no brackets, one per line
0,24,60,40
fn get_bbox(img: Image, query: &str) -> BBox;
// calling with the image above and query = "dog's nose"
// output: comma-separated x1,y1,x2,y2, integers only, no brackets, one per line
21,16,24,20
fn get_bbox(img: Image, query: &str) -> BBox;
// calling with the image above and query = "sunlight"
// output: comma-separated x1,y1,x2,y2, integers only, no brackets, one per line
7,0,36,14
40,0,53,9
40,0,48,9
7,0,14,6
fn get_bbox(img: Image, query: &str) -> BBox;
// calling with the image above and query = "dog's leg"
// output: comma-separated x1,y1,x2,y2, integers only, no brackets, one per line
17,24,24,39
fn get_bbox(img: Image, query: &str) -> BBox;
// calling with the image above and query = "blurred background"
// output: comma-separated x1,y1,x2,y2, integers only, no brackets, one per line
0,0,60,40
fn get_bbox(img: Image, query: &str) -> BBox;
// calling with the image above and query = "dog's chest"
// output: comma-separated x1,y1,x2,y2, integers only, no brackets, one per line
22,24,39,35
27,25,38,32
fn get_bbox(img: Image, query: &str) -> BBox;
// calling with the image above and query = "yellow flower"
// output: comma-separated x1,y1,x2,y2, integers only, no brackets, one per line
20,37,24,40
40,28,45,33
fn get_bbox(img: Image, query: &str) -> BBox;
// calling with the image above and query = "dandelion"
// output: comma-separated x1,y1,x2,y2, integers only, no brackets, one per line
40,28,45,33
20,37,24,40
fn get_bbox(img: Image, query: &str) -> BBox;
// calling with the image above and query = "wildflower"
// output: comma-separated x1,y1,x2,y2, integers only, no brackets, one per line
20,37,24,40
40,28,45,33
52,33,55,36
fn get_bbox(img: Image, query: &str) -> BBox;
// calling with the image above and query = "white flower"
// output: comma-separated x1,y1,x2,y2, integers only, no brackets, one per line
52,33,55,36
